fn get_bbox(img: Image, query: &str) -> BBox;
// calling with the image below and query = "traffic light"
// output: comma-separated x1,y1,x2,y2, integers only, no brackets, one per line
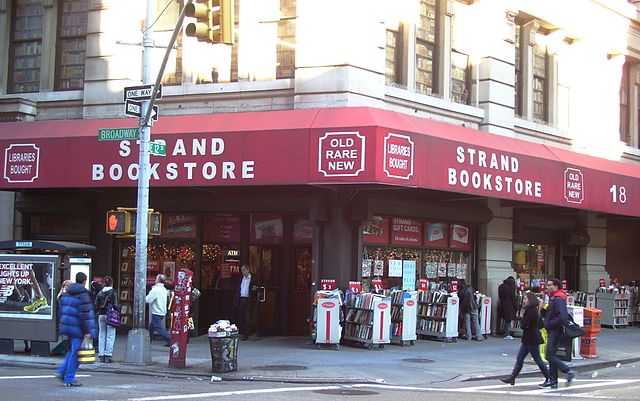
106,210,131,235
149,212,162,236
185,0,234,44
130,210,162,236
106,209,161,236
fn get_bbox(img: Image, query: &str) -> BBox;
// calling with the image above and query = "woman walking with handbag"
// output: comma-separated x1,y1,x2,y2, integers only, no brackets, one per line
500,292,549,386
95,276,117,363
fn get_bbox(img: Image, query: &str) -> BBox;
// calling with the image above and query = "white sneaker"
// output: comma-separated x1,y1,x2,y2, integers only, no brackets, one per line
504,335,515,340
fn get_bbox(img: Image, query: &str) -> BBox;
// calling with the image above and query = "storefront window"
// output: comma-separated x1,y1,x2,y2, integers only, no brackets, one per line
117,242,196,327
360,216,474,292
512,243,556,290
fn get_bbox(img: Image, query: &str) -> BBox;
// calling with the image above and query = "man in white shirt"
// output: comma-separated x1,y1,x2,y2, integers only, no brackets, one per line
145,274,170,346
237,265,252,340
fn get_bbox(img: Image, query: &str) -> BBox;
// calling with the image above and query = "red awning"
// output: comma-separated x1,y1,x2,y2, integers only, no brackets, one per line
0,107,639,217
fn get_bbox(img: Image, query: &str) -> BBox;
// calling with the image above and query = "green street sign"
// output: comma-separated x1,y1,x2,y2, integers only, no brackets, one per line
98,127,139,141
149,141,166,156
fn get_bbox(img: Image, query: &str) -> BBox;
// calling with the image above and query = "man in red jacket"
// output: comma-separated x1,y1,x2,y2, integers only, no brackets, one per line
542,278,575,389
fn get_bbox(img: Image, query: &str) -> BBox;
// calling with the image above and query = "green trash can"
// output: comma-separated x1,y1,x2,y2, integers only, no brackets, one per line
208,330,239,373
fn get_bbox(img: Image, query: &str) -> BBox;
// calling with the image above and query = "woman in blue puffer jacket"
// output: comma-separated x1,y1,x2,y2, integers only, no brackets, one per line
56,272,97,387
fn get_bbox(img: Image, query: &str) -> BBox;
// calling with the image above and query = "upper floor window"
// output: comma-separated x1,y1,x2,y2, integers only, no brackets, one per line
158,0,183,85
620,60,631,145
276,0,296,79
514,18,556,125
229,0,240,82
450,50,470,104
385,26,404,87
415,0,439,96
515,23,522,116
532,43,548,122
55,0,88,90
9,0,43,94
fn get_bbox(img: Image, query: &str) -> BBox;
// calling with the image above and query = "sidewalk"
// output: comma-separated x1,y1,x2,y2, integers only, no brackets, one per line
2,328,640,386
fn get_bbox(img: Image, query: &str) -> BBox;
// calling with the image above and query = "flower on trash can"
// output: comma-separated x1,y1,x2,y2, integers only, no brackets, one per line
208,320,238,337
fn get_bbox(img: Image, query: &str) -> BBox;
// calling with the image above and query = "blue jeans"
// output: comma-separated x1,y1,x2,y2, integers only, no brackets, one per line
464,311,482,340
57,337,82,384
546,331,571,382
149,314,170,344
98,315,116,357
514,343,549,379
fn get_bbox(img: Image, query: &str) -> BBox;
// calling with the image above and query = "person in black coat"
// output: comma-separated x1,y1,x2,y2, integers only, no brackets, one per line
56,272,97,387
500,292,549,386
498,276,517,339
458,280,482,341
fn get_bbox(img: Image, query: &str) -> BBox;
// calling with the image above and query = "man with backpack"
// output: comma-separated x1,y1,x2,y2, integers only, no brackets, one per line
542,278,575,389
459,280,483,341
57,272,96,387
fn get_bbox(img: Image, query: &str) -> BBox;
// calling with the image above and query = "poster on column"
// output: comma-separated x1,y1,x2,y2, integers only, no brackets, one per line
361,216,390,245
0,256,55,320
424,222,449,249
361,259,372,278
169,268,193,369
373,260,384,276
203,214,241,243
388,260,402,277
449,224,472,251
402,260,416,291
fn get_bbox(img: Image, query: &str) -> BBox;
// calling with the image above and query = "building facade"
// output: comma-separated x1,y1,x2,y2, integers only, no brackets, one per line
0,0,639,335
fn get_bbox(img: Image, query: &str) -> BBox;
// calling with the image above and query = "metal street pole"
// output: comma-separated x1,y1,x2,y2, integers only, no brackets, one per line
125,0,191,365
125,0,155,365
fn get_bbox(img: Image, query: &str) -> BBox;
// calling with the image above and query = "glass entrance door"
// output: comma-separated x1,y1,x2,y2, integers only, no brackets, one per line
249,245,281,336
288,246,312,336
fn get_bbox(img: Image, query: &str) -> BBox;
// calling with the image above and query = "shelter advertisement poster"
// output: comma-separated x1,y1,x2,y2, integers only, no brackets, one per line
0,256,55,319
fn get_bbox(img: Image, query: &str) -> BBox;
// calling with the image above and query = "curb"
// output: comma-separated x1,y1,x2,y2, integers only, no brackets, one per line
0,358,381,385
462,357,640,382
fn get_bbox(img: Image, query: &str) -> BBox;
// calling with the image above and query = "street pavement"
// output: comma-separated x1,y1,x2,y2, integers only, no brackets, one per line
2,328,640,386
1,363,640,401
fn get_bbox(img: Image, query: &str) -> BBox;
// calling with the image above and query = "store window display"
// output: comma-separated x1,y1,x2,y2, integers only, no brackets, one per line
360,216,474,292
512,243,556,290
117,242,196,328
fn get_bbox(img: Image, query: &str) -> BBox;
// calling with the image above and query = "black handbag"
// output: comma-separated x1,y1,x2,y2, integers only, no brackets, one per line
564,315,586,339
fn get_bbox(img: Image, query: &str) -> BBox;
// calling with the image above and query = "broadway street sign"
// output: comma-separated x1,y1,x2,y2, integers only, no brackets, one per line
98,128,140,141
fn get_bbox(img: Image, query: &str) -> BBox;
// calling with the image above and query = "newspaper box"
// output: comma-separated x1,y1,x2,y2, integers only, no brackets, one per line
315,297,342,347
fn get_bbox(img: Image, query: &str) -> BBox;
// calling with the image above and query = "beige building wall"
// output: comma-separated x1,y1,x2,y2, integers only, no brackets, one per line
0,0,637,294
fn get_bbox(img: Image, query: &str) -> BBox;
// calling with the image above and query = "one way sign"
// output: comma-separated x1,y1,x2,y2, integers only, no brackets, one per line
125,99,158,122
123,84,162,101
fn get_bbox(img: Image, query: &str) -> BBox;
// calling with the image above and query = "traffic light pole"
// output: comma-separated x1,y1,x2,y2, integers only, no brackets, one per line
126,0,191,365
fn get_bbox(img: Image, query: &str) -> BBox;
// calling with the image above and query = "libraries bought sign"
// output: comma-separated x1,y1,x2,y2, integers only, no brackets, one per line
3,144,39,183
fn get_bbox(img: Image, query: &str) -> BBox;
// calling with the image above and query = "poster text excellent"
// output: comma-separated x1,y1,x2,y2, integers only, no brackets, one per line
0,263,36,286
91,138,256,182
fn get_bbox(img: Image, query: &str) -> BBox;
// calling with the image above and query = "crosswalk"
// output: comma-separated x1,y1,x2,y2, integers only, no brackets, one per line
0,373,636,400
352,379,640,399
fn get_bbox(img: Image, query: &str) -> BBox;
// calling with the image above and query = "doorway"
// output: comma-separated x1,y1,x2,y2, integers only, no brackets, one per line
288,246,312,336
249,245,281,336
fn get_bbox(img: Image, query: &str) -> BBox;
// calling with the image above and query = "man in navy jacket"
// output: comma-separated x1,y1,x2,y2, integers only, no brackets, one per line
56,272,97,387
542,278,575,389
